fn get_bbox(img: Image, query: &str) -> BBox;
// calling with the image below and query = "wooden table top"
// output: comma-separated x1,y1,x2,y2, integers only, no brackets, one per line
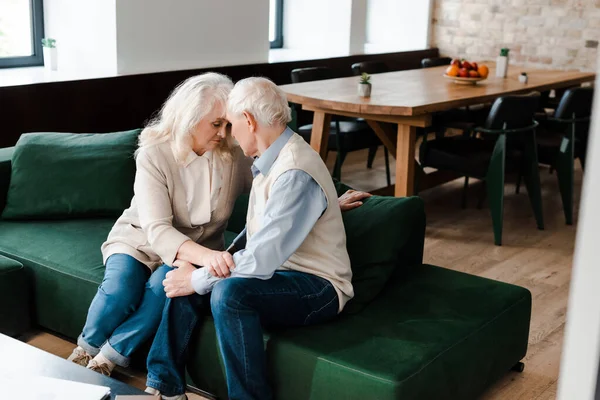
280,64,595,117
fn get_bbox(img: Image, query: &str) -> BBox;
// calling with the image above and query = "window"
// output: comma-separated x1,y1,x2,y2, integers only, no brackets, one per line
365,0,431,53
269,0,283,49
0,0,44,68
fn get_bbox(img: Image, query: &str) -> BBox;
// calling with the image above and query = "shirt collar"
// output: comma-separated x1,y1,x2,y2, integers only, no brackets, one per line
251,127,294,177
174,143,212,168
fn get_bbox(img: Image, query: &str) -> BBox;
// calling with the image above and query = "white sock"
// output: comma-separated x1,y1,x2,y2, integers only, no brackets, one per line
162,394,186,400
145,387,160,395
88,352,116,372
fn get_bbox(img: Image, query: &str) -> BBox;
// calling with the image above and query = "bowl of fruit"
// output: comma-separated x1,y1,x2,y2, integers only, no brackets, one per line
444,59,489,84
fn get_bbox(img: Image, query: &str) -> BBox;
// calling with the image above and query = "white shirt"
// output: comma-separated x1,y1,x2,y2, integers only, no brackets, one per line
178,150,223,226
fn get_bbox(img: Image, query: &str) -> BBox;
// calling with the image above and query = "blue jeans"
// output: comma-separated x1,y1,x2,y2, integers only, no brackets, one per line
77,253,172,367
146,271,339,399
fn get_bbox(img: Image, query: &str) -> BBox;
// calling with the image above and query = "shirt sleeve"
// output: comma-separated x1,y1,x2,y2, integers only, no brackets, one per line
190,169,327,295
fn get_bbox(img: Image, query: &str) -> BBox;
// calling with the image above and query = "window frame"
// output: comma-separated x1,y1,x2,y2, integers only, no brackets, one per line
0,0,45,69
270,0,284,49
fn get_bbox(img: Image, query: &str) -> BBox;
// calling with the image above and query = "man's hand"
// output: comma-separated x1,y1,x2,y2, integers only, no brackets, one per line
201,250,235,278
164,260,197,298
338,189,372,211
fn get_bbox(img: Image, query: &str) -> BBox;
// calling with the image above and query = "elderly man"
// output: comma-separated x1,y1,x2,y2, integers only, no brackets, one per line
145,77,360,400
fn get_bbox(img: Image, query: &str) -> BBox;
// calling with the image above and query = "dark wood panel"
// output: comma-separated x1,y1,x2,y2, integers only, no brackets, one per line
0,48,439,148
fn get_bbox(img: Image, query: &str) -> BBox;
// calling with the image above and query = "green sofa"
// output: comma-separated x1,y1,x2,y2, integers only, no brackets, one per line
0,144,531,399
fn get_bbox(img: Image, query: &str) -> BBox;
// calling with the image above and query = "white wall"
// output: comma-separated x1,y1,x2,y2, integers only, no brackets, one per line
282,0,353,59
43,0,117,74
557,57,600,399
365,0,431,53
115,0,270,75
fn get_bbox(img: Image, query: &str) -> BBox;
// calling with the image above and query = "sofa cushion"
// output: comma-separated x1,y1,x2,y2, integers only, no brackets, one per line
0,219,114,338
2,129,140,220
187,264,531,399
341,195,425,313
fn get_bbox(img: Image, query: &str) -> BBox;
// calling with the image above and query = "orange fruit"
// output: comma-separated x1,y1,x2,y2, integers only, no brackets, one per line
446,65,459,77
478,65,489,79
469,70,480,78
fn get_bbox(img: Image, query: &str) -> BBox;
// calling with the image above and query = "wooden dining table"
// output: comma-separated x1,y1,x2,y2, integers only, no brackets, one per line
280,64,595,197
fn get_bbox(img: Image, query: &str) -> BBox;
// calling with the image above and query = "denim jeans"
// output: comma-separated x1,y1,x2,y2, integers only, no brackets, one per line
77,253,172,367
146,270,339,399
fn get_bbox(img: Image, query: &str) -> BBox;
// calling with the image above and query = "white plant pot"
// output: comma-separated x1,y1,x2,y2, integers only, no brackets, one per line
358,83,371,97
43,47,58,71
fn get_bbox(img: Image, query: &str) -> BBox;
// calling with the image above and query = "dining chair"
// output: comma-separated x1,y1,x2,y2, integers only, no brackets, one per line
420,92,544,246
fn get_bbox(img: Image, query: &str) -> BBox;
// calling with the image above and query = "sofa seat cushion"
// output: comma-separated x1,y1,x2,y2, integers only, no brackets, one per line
187,264,531,399
0,219,115,338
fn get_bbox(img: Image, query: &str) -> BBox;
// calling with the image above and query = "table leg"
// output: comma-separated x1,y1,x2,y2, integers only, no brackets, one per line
310,111,331,160
395,123,417,197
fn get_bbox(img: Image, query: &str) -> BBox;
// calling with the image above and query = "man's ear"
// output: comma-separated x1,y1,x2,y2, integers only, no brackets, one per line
242,111,257,134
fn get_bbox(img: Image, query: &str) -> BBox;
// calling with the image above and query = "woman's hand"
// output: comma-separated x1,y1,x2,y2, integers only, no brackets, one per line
201,250,235,278
338,189,372,212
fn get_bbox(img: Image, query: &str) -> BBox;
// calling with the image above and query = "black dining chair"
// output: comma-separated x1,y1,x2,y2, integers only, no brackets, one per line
351,61,389,75
420,92,544,246
517,87,594,225
290,66,391,185
421,57,452,69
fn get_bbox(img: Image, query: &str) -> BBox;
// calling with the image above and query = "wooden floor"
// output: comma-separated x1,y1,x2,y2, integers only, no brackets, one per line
25,147,579,400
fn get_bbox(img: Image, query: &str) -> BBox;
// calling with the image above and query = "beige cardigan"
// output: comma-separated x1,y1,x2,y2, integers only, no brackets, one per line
101,142,253,271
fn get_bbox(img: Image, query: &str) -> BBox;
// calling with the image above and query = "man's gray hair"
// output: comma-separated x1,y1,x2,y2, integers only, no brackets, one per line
227,77,292,127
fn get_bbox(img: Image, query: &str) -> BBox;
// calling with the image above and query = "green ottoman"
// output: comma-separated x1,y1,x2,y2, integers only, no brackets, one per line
0,254,31,336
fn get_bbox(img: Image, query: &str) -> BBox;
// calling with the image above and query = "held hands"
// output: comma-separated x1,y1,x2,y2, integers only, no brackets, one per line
338,189,372,212
201,250,235,278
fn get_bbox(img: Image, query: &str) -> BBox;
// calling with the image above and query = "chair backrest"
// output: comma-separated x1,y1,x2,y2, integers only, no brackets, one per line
421,57,452,69
290,67,334,83
554,87,595,120
484,92,541,131
351,61,389,76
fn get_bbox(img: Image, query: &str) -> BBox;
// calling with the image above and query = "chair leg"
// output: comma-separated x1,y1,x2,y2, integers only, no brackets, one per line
522,131,545,230
461,177,469,209
515,172,522,194
486,135,507,246
556,133,575,225
384,147,391,187
333,150,347,181
367,146,378,169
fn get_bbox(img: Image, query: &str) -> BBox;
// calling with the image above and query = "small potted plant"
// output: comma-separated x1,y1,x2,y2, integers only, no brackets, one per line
519,72,528,84
41,38,57,71
358,73,372,97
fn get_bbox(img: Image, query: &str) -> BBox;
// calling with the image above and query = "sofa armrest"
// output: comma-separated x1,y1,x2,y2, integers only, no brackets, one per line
0,147,13,214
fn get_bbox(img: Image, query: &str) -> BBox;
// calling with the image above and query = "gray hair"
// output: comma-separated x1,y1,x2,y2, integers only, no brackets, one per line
227,77,292,127
137,72,234,163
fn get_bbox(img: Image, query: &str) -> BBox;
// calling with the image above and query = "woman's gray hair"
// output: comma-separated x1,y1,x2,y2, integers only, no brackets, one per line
227,77,292,127
137,72,235,163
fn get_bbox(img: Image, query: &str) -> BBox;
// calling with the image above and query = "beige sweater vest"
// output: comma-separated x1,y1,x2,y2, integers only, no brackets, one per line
247,133,354,311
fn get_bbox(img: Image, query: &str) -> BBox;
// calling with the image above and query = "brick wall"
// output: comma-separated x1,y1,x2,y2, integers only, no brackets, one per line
431,0,599,72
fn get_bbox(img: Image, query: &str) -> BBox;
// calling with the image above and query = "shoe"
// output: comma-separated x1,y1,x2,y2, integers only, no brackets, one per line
67,347,92,367
87,359,112,376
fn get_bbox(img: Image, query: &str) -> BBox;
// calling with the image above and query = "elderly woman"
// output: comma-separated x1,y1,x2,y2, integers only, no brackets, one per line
67,72,370,377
